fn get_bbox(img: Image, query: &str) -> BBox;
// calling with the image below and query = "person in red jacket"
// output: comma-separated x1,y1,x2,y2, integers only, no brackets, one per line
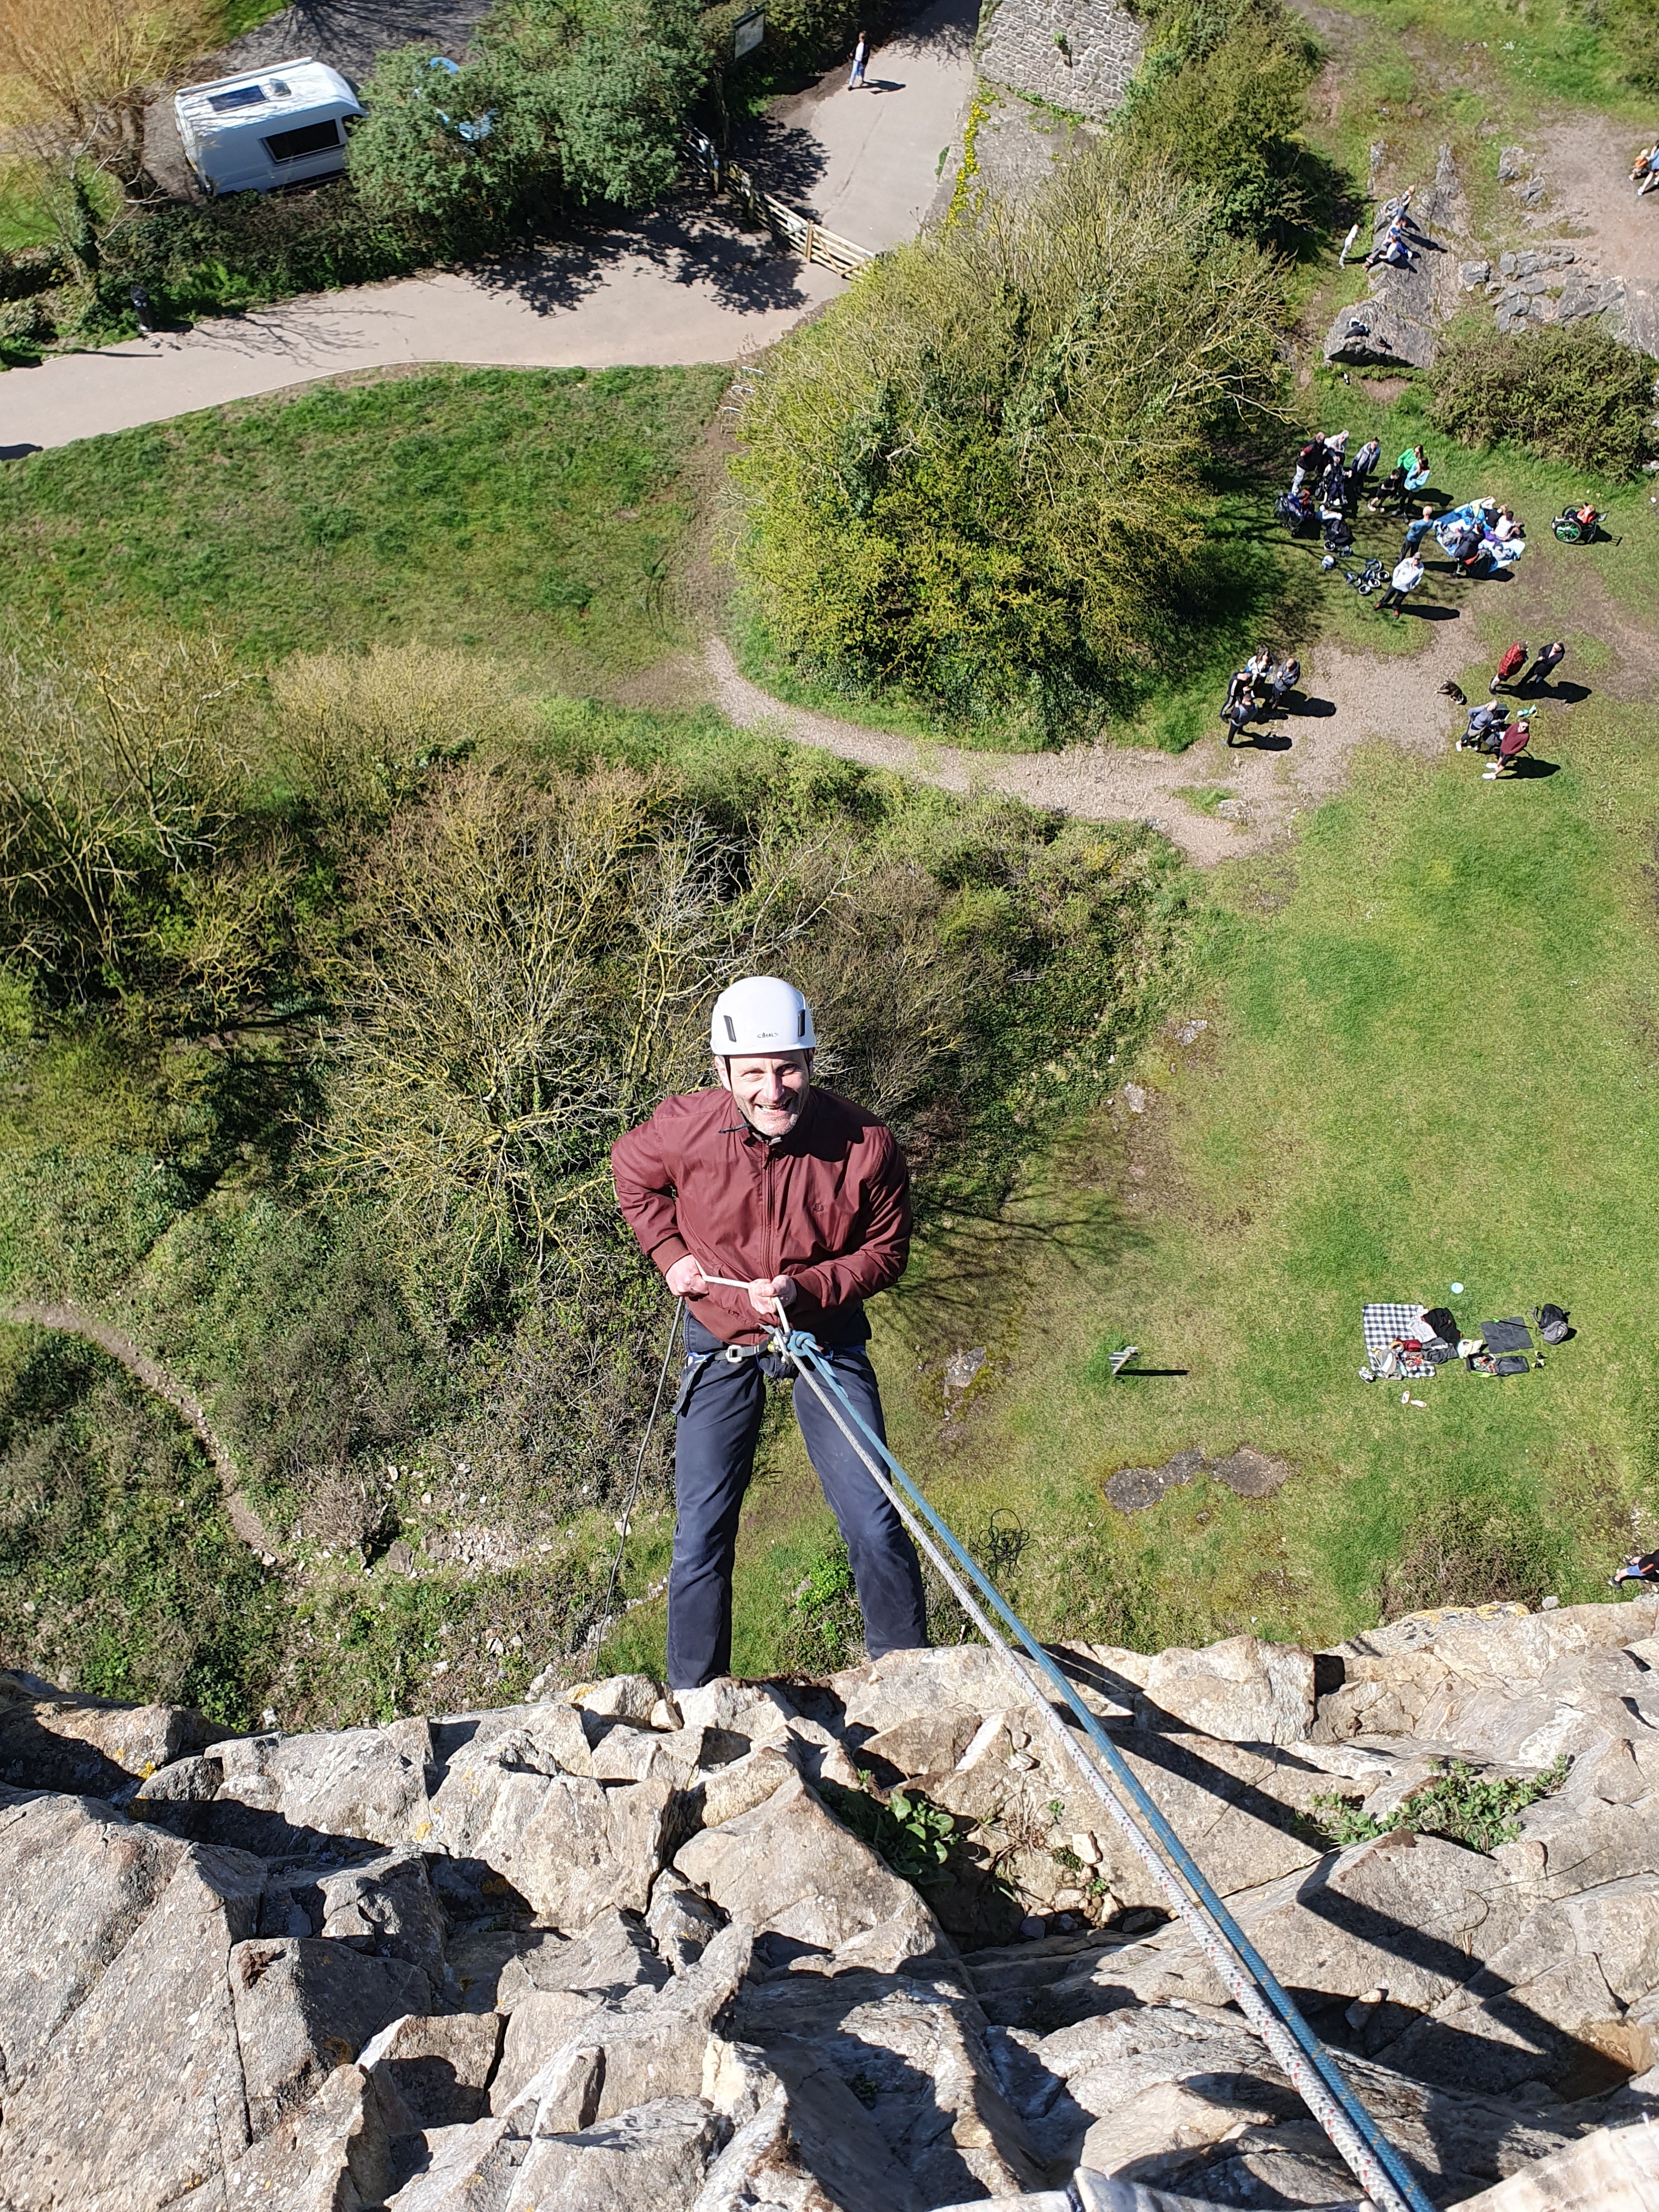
611,975,928,1691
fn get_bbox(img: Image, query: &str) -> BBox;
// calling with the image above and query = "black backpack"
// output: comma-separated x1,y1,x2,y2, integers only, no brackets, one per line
1536,1304,1570,1345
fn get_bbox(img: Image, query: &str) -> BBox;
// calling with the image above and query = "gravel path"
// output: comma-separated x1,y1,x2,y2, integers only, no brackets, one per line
706,615,1482,866
2,1300,280,1558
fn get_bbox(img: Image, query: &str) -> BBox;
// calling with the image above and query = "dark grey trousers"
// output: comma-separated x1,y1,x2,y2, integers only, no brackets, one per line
665,1318,928,1691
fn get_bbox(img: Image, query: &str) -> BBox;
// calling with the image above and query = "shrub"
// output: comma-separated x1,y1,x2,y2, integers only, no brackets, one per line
1584,0,1659,95
1309,1756,1570,1855
1430,325,1656,478
727,137,1284,740
777,1531,866,1671
0,631,315,1021
270,643,530,834
351,0,706,226
1113,0,1322,252
103,181,433,320
0,1329,281,1724
348,44,562,228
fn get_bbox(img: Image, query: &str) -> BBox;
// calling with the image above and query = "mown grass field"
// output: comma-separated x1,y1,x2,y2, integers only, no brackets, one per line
0,365,727,676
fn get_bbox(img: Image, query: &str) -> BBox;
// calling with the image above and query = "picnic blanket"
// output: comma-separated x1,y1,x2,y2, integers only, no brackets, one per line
1362,1303,1435,1378
1435,502,1526,569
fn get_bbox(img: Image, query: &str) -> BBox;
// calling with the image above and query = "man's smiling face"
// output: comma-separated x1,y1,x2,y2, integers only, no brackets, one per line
720,1051,812,1138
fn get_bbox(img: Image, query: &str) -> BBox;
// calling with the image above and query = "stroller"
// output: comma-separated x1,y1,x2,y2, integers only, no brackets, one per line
1319,514,1355,569
1551,503,1600,544
1276,488,1318,537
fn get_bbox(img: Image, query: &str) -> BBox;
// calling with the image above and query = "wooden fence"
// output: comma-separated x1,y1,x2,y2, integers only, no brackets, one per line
685,132,875,279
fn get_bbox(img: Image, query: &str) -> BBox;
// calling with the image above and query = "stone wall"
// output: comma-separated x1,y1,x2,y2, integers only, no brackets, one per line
977,0,1142,120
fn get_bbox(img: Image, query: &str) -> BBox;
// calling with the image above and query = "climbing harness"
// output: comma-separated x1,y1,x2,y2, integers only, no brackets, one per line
775,1324,1436,2212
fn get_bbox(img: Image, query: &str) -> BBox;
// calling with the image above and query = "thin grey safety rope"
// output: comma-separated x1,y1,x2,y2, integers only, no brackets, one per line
594,1296,684,1645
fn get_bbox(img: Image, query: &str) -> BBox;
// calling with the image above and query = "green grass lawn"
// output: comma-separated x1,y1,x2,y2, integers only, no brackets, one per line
0,365,727,677
601,674,1659,1676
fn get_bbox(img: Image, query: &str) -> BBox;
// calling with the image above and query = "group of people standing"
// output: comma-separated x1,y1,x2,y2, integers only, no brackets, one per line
1221,649,1301,741
1283,435,1430,540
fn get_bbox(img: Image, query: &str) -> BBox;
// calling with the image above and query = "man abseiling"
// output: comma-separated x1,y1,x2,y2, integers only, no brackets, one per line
611,976,929,1692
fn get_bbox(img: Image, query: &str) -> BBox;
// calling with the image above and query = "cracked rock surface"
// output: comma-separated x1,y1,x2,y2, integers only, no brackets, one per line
2,1598,1658,2208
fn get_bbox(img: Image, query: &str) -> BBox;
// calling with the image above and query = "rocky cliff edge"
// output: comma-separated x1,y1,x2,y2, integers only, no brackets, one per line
3,1596,1659,2210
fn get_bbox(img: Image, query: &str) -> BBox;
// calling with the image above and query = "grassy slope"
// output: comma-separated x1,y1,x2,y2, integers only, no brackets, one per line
0,365,727,679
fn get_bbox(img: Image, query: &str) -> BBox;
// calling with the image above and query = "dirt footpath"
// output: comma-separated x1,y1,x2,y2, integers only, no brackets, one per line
704,621,1480,867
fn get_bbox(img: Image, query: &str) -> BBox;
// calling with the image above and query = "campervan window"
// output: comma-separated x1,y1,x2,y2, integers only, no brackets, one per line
209,83,266,110
263,119,341,162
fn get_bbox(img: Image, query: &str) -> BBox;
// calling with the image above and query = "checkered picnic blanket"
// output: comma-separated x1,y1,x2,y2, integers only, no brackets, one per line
1362,1303,1435,1378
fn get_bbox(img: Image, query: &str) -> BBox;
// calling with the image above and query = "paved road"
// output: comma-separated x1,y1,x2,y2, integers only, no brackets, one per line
750,0,977,247
2,0,975,454
0,211,840,453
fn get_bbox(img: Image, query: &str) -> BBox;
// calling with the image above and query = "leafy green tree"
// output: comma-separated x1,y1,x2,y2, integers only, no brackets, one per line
349,0,707,224
727,139,1284,738
509,0,709,206
1113,0,1321,252
348,44,557,226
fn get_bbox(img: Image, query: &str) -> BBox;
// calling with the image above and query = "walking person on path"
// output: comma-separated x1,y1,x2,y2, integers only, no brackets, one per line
611,976,927,1692
1522,640,1567,692
848,29,868,87
1378,549,1425,618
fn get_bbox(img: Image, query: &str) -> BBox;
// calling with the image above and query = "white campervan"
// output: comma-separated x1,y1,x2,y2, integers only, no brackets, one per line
174,59,363,196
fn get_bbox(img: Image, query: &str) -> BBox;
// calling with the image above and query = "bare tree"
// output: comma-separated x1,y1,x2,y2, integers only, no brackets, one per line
0,0,216,194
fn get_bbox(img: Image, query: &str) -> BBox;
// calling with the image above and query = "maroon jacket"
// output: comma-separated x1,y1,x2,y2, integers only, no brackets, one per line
611,1086,911,1347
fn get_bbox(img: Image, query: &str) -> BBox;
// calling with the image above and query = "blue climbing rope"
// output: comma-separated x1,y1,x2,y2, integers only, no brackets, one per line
779,1327,1435,2212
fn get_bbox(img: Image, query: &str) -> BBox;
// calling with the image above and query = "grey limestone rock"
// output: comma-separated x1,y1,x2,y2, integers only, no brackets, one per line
0,1784,188,2087
8,1601,1659,2211
1138,1634,1316,1746
0,1670,230,1797
230,1934,435,2137
733,1965,1045,2205
317,1849,449,1983
0,1836,266,2210
359,2009,505,2127
496,2096,729,2212
428,1724,676,1924
675,1772,942,1970
649,1867,726,1972
197,1718,434,1856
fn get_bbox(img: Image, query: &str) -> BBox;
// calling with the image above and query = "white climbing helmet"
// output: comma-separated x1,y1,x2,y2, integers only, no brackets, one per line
708,976,816,1056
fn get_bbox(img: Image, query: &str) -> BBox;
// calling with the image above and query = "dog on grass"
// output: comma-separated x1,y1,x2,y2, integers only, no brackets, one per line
1439,680,1468,706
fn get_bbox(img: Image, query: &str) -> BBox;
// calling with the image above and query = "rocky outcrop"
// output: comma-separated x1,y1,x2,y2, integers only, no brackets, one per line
1324,148,1471,370
2,1601,1658,2209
